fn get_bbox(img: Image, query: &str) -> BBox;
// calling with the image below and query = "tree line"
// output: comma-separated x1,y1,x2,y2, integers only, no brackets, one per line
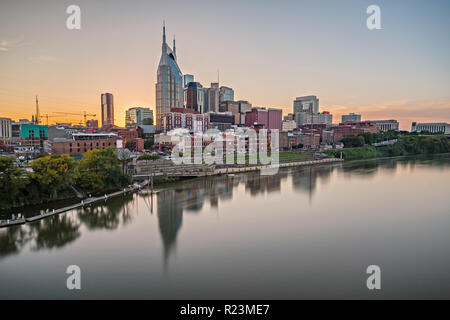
327,133,449,161
0,147,132,210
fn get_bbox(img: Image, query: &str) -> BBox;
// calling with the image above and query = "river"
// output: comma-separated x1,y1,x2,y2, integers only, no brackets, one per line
1,155,449,299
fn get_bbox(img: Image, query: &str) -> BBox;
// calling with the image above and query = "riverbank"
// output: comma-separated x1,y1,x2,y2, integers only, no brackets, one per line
325,135,449,161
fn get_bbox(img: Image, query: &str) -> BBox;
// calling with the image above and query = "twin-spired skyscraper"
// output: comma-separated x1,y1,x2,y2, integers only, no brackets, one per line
155,23,183,130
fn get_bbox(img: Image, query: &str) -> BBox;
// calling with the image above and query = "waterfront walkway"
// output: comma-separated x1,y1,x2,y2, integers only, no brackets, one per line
0,180,151,228
133,157,343,179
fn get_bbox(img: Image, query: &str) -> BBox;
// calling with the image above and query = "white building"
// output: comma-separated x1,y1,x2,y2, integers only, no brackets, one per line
282,120,297,132
0,117,12,143
412,122,450,134
366,120,399,132
297,112,332,126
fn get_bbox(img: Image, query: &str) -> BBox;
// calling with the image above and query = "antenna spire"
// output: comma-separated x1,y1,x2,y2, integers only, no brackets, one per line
162,20,166,43
173,34,176,55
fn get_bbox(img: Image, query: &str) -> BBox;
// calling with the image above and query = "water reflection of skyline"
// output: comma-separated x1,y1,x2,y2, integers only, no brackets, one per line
1,155,449,266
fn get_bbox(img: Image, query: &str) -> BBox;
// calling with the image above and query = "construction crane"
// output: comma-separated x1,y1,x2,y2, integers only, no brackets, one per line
39,114,63,126
52,111,96,126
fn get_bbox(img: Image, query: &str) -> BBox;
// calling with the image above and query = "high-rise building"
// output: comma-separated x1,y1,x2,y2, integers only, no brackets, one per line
293,95,319,114
342,113,361,123
268,108,283,131
203,87,209,113
184,82,204,113
125,107,154,127
237,100,252,114
219,86,234,103
0,117,12,143
205,82,220,113
155,23,183,130
245,107,282,130
183,74,194,88
101,93,114,127
219,101,240,124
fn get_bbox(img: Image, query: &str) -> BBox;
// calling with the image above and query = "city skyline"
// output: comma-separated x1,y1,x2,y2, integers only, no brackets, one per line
1,0,449,130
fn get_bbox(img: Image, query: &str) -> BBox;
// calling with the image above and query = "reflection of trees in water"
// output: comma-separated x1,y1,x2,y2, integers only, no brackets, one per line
78,193,134,230
1,215,81,257
0,225,30,259
379,159,398,171
29,215,81,251
340,160,379,178
0,193,136,257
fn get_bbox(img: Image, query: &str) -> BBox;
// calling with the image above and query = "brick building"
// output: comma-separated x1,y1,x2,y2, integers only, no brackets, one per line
245,107,282,130
161,108,208,133
45,133,119,155
333,122,380,143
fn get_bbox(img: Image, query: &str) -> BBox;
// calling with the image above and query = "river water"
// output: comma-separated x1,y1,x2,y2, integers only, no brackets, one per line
1,155,449,299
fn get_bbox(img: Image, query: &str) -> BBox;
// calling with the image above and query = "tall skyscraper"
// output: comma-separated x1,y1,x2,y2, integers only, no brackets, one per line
219,86,234,103
101,93,114,127
203,87,209,113
183,74,194,88
155,23,183,130
125,107,154,126
184,82,204,113
206,82,220,113
237,100,252,114
293,95,320,126
293,96,319,114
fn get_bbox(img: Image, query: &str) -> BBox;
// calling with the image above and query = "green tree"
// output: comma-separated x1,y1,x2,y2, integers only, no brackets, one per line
137,154,160,160
31,154,78,200
0,156,29,208
361,132,374,145
341,135,365,148
76,147,131,193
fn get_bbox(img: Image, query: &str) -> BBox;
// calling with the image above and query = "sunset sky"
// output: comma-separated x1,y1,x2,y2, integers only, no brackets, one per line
0,0,449,130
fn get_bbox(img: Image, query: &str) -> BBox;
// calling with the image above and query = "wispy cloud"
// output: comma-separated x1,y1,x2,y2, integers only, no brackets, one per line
0,36,33,53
